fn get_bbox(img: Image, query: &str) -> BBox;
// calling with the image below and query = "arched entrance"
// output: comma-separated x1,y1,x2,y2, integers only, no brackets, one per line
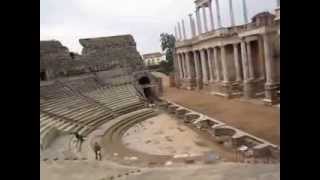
40,71,47,81
138,76,153,102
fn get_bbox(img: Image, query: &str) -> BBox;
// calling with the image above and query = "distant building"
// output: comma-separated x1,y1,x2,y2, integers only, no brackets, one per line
142,52,166,66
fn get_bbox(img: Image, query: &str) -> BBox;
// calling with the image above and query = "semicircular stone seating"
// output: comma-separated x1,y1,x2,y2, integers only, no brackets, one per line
195,119,218,131
184,114,201,123
40,79,146,151
85,84,145,116
175,108,190,119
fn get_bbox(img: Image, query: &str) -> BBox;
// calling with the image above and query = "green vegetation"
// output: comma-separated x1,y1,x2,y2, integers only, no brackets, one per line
159,33,176,75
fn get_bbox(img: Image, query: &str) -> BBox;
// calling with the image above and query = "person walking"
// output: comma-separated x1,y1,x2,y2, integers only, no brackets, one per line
73,132,85,152
93,142,102,160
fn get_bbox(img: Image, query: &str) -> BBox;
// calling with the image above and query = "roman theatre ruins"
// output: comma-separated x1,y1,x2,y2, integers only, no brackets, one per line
40,1,280,180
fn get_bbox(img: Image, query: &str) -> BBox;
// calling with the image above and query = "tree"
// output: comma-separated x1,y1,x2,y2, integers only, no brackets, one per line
159,33,176,74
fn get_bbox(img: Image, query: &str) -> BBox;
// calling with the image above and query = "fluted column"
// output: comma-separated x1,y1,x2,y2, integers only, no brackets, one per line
213,47,221,81
240,41,249,81
241,40,256,98
193,51,203,89
182,19,187,39
200,49,209,84
186,52,192,79
202,7,209,32
263,33,279,104
220,46,230,83
193,51,200,80
196,8,203,34
246,42,255,79
242,0,249,24
182,53,187,79
233,44,242,81
263,35,276,85
177,54,183,79
189,14,196,37
207,48,214,82
258,37,266,79
215,0,222,28
184,53,189,78
228,0,235,26
208,0,215,30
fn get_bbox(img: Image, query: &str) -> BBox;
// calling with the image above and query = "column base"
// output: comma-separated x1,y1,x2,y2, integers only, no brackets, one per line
177,78,195,90
220,81,233,99
243,80,256,98
263,83,280,106
196,78,203,90
209,81,235,98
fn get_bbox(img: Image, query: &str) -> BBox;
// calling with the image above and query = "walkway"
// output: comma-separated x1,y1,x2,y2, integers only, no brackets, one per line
162,87,280,145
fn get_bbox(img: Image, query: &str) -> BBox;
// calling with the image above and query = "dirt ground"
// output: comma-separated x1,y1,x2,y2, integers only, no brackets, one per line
163,88,279,145
152,72,280,145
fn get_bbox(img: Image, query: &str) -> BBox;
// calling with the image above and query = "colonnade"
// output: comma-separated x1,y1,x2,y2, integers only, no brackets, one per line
174,0,249,40
175,33,279,104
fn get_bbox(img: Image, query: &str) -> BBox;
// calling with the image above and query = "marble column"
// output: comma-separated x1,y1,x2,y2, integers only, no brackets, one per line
177,54,183,79
173,53,180,86
200,49,209,84
220,46,230,83
213,47,221,81
202,6,209,32
196,8,203,35
208,0,215,30
193,51,203,89
181,53,187,79
186,52,192,79
242,0,249,24
233,44,242,81
240,41,249,81
184,53,189,78
215,0,222,28
182,19,187,39
228,0,235,26
207,48,214,82
189,14,196,37
193,51,200,80
263,35,276,85
241,40,255,98
178,22,183,40
263,33,279,104
258,38,266,79
246,41,255,79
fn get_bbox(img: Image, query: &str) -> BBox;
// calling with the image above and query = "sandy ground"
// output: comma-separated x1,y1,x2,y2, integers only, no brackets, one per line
154,73,279,145
41,160,280,180
163,88,280,145
122,113,213,156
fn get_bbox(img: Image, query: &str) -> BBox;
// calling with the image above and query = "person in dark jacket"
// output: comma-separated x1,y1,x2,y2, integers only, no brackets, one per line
93,142,102,160
73,132,85,152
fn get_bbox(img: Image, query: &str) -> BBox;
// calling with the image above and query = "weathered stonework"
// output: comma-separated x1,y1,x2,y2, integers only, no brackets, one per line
174,3,280,105
40,34,161,100
40,35,145,81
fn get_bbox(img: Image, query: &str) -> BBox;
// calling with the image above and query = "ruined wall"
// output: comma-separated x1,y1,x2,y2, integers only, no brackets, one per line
79,35,145,72
40,40,86,80
40,35,145,80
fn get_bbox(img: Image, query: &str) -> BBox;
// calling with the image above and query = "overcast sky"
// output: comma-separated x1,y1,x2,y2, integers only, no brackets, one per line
40,0,277,54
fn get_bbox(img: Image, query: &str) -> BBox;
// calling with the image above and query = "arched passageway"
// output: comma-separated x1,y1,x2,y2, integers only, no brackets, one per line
138,76,154,102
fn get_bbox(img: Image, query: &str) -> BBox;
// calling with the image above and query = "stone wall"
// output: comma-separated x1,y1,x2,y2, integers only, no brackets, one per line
79,35,145,72
40,34,145,80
